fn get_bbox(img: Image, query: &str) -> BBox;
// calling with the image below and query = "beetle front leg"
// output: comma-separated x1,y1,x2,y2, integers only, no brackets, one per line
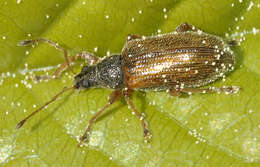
35,51,100,81
18,38,75,75
123,89,152,143
176,22,201,33
78,90,122,147
18,38,101,81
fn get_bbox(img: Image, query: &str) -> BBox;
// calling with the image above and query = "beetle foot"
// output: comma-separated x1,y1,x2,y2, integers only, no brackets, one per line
34,75,54,81
78,135,89,147
210,86,240,94
144,129,152,143
223,86,240,94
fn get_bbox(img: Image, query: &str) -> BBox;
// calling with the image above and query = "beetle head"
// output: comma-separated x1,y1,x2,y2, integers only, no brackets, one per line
74,66,98,89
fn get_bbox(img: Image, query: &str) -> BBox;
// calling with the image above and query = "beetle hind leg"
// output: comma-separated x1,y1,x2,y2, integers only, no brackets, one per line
123,90,152,143
169,86,240,96
168,88,182,96
182,86,240,95
126,34,142,42
176,22,201,33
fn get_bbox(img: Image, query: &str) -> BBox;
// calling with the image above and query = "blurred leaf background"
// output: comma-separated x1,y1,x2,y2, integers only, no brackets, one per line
0,0,260,166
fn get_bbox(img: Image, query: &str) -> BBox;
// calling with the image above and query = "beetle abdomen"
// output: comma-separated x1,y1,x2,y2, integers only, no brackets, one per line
122,32,235,90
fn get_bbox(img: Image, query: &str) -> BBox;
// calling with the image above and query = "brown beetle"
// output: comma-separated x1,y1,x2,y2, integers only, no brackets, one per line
16,23,239,146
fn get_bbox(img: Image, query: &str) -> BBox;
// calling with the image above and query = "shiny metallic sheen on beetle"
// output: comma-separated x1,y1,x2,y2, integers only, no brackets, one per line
75,25,235,92
16,23,239,146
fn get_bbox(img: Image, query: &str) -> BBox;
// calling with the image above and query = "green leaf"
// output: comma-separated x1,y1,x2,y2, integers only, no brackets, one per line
0,0,260,166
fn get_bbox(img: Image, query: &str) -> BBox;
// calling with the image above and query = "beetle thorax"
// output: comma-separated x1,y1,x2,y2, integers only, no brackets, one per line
74,55,124,89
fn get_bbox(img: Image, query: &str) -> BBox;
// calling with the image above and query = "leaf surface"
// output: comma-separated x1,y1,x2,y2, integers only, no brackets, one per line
0,0,260,166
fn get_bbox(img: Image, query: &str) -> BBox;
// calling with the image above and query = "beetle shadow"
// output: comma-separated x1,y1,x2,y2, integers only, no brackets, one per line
30,92,73,131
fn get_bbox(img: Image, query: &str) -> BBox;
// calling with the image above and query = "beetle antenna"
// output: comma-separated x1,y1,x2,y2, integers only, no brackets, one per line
16,85,76,129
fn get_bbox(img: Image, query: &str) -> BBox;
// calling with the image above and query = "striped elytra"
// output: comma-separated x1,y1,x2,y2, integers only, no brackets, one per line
122,31,235,90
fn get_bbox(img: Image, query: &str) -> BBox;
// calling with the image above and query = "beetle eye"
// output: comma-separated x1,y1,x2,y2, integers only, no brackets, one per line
83,80,89,88
82,66,88,72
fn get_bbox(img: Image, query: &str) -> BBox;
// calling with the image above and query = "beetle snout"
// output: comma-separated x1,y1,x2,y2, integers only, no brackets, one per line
74,73,84,89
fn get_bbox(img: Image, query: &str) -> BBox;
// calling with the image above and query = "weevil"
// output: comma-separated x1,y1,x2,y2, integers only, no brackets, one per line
16,23,240,146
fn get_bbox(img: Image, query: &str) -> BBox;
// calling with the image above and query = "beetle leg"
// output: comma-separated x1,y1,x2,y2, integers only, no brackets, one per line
18,38,101,81
78,90,122,147
123,89,152,143
228,40,237,47
180,86,240,95
168,88,182,96
35,51,100,81
49,51,100,79
127,34,142,42
18,38,75,74
176,22,201,33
